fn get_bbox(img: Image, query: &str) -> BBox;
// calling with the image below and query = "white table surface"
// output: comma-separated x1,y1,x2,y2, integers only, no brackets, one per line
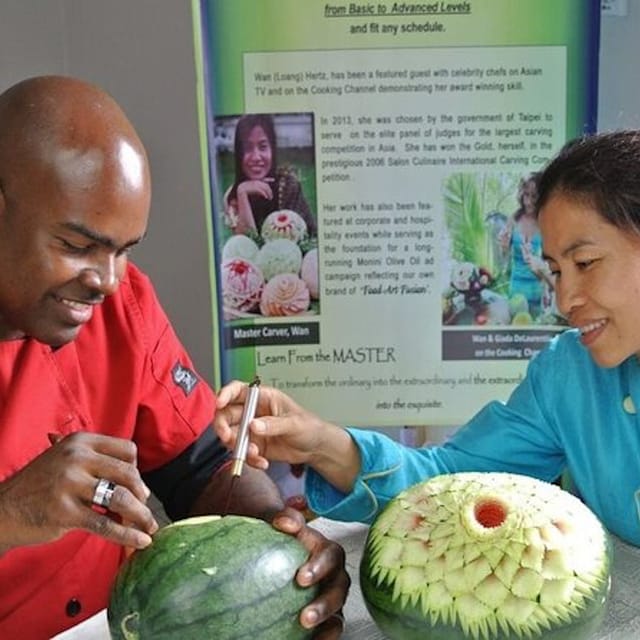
55,518,640,640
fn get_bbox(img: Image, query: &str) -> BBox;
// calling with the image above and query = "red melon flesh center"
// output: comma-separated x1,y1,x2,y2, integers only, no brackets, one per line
474,499,507,528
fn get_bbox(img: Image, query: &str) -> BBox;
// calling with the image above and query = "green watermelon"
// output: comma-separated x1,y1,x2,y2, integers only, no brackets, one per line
360,472,611,640
108,514,318,639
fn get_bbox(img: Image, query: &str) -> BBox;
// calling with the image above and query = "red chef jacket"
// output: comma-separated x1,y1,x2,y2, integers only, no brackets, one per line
0,263,215,639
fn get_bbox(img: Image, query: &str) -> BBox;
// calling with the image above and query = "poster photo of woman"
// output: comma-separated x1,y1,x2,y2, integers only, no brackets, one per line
212,112,319,321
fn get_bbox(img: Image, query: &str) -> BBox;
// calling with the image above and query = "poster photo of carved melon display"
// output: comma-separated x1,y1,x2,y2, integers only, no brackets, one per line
194,0,600,427
214,112,319,322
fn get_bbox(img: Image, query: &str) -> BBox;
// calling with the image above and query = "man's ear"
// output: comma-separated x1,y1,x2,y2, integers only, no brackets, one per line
0,184,5,216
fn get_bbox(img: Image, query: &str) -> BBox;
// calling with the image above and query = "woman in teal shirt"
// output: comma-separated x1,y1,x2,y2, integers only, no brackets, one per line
214,130,640,546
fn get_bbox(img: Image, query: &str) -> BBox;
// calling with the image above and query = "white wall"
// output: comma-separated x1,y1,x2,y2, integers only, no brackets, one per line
1,1,638,390
599,9,640,128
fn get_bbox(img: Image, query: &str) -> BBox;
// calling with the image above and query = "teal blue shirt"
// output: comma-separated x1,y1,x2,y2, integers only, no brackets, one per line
306,329,640,545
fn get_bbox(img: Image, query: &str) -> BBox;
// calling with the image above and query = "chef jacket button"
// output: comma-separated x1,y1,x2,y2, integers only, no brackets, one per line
623,395,637,414
66,598,82,617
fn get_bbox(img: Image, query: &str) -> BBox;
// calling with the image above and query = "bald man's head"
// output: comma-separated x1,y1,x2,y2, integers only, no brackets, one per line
0,76,151,345
0,75,150,201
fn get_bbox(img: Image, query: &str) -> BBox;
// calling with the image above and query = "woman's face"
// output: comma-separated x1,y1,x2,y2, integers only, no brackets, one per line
241,125,273,180
539,192,640,367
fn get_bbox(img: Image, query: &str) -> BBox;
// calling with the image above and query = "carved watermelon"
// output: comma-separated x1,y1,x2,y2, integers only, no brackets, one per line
360,472,611,639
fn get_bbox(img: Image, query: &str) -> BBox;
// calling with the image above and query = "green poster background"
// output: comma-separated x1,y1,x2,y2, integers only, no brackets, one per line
193,0,599,426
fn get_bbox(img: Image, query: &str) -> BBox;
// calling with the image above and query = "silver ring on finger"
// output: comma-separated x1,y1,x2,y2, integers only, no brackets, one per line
92,478,116,509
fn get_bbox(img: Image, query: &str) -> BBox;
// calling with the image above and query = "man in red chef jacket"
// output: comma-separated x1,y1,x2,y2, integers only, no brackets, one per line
0,75,348,639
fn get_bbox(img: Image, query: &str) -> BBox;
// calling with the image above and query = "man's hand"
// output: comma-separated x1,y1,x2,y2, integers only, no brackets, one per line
273,508,350,639
0,432,158,552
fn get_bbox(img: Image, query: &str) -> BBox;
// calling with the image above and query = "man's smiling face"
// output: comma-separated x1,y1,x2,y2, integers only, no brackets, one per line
0,78,150,347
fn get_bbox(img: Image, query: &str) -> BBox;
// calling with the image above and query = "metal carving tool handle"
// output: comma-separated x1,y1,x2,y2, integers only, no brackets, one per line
231,376,260,477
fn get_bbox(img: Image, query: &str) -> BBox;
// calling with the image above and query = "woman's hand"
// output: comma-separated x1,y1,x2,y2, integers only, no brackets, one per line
214,381,326,467
498,223,512,251
236,178,274,201
213,381,360,494
232,178,275,233
272,508,350,639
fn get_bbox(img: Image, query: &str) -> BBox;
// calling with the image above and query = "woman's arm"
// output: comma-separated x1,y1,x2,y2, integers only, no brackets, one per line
229,180,274,234
215,342,567,525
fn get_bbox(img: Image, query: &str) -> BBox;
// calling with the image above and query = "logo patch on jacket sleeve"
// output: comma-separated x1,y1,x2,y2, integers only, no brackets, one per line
172,363,199,396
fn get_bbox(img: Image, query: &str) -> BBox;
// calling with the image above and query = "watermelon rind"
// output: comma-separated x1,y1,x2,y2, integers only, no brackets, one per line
108,514,318,639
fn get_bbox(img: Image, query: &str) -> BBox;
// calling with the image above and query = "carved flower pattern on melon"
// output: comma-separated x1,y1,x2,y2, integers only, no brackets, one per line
255,238,303,282
260,273,310,316
220,258,264,312
364,473,610,639
261,209,308,243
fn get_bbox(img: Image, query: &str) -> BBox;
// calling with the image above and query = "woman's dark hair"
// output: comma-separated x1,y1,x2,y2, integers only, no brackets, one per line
229,113,278,202
536,130,640,235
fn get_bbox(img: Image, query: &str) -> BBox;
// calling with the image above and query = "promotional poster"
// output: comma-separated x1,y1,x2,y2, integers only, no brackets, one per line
194,0,600,426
